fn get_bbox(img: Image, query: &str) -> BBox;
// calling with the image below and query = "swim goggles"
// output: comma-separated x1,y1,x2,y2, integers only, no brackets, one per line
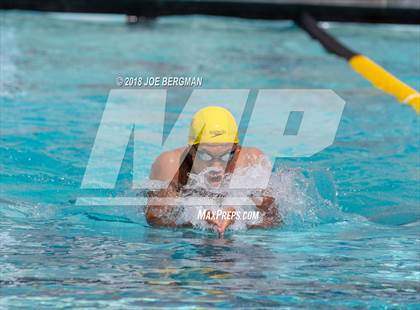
195,149,236,162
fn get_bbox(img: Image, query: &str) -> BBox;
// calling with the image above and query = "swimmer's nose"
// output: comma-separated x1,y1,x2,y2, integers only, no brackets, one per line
209,161,225,171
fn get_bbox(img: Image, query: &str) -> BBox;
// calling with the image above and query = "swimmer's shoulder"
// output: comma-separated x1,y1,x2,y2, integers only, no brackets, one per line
237,147,267,166
150,147,187,181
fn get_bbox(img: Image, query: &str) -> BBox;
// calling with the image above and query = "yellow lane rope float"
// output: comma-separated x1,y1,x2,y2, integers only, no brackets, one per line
349,55,420,112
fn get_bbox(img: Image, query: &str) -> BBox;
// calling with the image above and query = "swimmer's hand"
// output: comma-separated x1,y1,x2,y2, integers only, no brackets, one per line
205,208,236,238
248,192,281,228
250,195,274,212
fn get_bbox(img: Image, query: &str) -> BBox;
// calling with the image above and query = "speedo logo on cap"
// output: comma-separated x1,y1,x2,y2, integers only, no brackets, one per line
209,130,225,137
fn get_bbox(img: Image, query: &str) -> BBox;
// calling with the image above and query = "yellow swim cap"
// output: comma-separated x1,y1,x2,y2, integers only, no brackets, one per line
188,106,239,145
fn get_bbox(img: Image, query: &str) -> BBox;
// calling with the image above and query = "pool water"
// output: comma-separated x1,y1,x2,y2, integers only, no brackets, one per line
1,11,419,308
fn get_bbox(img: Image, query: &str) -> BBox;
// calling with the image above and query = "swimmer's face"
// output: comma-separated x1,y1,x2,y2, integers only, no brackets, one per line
191,143,236,188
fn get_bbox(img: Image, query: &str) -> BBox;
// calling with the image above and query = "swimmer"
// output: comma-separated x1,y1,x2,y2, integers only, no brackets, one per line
146,106,280,236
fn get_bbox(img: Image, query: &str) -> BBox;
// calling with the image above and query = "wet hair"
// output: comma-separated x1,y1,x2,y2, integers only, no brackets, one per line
174,144,241,190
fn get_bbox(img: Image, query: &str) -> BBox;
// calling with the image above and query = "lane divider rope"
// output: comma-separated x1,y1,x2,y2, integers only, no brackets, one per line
297,13,419,113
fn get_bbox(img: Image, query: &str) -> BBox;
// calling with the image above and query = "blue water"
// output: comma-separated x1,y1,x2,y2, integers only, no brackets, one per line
1,11,419,308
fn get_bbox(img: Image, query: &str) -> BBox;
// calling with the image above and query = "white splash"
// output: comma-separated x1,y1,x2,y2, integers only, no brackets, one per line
145,163,341,232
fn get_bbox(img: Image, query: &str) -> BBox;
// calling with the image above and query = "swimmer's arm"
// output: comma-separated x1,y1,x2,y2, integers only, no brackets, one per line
146,188,192,228
146,151,192,228
241,148,280,227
